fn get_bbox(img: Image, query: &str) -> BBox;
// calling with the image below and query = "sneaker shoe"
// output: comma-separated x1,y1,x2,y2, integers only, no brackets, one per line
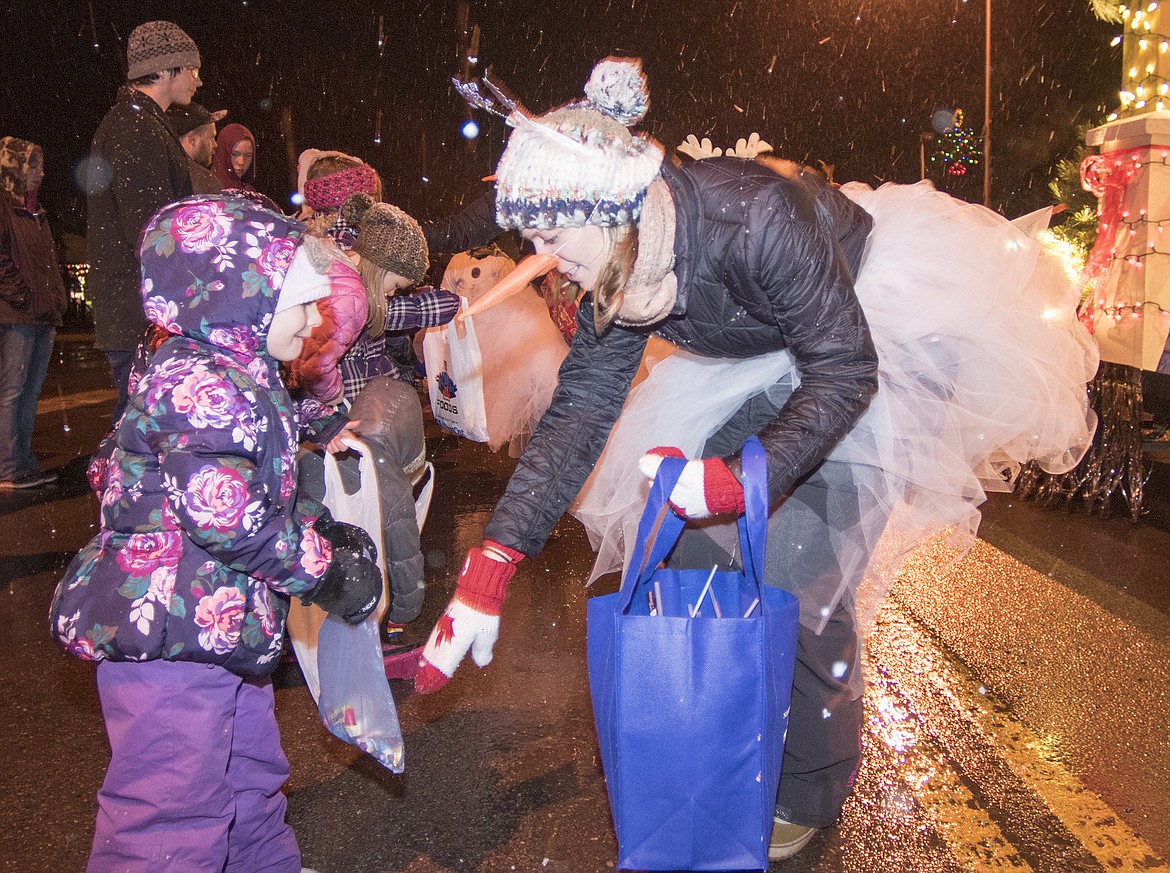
0,469,58,490
769,816,818,861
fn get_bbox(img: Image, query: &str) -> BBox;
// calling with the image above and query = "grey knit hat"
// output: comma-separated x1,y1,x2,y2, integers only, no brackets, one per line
344,194,429,284
127,21,200,80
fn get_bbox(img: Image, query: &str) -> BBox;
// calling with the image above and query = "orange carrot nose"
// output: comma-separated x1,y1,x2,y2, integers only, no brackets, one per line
456,252,559,323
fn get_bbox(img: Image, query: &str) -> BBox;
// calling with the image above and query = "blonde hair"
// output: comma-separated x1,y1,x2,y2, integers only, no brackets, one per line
591,225,639,334
357,255,391,337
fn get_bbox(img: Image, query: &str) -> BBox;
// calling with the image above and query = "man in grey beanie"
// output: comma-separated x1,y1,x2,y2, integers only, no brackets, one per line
86,20,201,424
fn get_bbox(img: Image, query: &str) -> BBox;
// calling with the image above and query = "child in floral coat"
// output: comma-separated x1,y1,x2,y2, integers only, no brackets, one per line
50,193,382,873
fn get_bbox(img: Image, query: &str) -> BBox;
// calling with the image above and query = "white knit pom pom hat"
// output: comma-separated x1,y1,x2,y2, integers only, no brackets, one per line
494,57,665,230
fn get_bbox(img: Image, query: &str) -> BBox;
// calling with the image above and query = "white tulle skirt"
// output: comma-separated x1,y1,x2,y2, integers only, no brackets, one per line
573,180,1099,636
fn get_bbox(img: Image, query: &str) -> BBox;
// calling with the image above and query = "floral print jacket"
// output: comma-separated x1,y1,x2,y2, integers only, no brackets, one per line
50,194,334,677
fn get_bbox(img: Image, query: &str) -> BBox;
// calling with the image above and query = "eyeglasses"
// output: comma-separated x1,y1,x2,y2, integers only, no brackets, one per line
182,66,201,80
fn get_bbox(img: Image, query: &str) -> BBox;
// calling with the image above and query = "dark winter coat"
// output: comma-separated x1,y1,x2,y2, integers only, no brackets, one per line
299,377,427,625
0,137,67,325
87,86,193,351
484,157,878,557
422,186,500,255
349,377,427,623
51,195,334,677
188,158,223,196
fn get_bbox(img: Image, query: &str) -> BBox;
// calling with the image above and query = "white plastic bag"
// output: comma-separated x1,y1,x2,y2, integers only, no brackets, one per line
288,439,386,700
322,440,389,620
286,439,405,772
317,614,405,773
422,298,490,442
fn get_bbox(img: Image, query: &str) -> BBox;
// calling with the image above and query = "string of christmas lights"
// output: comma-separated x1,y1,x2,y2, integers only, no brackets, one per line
1107,2,1170,118
1076,140,1170,326
1083,297,1170,324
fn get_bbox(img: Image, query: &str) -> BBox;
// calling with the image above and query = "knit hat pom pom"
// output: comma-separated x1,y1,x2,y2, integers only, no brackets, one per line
584,57,650,127
340,192,374,227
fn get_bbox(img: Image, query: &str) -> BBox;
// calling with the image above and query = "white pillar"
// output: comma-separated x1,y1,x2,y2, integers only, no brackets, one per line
1085,114,1170,371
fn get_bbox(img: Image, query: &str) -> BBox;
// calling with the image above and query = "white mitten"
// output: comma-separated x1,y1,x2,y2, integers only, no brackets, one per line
418,599,500,680
638,447,745,520
415,540,523,693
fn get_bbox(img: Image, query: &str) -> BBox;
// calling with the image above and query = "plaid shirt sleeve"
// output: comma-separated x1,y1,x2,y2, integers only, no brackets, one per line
328,214,359,251
383,288,461,332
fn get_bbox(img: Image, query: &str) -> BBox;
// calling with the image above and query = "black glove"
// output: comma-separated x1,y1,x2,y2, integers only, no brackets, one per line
301,510,382,624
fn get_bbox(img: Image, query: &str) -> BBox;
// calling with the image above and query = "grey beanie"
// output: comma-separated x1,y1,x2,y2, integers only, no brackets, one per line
127,21,200,80
344,194,429,285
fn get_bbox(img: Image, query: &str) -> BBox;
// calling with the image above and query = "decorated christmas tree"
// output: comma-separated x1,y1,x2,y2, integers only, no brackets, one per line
929,109,982,179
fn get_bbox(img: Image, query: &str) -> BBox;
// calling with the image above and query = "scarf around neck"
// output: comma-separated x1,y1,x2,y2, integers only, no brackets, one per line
615,177,677,327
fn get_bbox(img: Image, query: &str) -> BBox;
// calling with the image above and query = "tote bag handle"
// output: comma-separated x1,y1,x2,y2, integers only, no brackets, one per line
620,438,768,613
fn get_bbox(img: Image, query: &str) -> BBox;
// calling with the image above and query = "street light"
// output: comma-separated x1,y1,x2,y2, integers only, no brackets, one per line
983,0,991,208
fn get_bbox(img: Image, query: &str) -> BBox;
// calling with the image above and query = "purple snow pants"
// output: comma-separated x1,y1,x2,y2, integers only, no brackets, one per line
87,660,301,873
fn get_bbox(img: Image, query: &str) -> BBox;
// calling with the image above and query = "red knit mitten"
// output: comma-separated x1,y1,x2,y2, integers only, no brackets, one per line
638,447,745,519
415,540,524,693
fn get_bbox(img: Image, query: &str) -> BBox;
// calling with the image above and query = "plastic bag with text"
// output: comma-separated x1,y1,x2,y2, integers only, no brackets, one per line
422,299,490,442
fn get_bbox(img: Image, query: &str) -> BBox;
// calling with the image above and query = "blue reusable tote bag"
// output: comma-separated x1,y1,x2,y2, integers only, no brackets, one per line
587,438,799,872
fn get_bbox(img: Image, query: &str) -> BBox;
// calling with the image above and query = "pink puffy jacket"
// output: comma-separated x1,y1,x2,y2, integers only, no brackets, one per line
290,257,368,403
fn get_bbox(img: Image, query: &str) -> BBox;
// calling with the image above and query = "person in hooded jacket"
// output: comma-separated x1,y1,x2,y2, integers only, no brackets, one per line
49,193,382,873
213,122,258,193
414,57,1098,861
0,137,67,488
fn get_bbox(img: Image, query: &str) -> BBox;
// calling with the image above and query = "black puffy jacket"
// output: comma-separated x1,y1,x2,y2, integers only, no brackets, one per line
484,157,878,557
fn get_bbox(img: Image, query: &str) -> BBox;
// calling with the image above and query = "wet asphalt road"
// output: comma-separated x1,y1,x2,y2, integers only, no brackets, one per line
2,336,1169,873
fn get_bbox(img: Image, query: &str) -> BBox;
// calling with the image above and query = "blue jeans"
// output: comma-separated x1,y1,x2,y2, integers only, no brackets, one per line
0,323,55,480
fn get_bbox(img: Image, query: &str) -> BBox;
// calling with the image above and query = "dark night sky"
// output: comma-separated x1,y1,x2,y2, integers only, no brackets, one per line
0,0,1120,242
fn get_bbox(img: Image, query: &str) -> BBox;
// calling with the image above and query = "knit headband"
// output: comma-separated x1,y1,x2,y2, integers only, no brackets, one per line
303,163,380,211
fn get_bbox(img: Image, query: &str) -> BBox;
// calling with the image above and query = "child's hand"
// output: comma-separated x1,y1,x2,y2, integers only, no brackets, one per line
301,511,382,625
415,540,524,693
325,420,362,455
